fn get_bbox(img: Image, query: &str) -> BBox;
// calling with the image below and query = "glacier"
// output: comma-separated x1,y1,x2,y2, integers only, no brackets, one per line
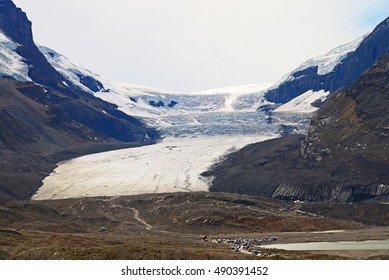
33,40,354,200
0,31,368,199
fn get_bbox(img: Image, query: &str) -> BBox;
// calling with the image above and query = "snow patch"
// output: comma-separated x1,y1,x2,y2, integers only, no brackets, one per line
274,90,330,113
0,30,31,81
38,45,100,93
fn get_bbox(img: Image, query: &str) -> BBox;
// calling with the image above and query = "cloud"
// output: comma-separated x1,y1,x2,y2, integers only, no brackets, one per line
12,0,389,92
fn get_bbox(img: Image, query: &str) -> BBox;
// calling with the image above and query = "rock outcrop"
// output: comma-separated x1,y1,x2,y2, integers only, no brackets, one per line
299,54,389,195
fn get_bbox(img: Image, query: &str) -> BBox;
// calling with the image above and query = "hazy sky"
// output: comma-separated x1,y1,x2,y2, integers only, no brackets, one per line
12,0,389,92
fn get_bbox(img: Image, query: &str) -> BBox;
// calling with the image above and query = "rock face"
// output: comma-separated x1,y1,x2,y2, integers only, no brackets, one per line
0,0,65,88
264,16,389,104
0,0,33,46
207,56,389,202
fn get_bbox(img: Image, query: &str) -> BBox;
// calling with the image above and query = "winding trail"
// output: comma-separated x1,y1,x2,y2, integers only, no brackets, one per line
129,207,152,231
109,204,152,230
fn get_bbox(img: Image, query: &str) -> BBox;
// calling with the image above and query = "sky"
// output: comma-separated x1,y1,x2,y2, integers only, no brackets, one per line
12,0,389,92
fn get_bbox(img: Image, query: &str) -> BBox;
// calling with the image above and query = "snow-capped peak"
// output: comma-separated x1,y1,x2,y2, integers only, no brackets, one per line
298,35,368,75
271,35,367,89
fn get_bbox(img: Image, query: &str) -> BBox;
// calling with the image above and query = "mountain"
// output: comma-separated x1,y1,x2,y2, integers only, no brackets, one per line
263,16,389,109
206,55,389,202
0,0,158,202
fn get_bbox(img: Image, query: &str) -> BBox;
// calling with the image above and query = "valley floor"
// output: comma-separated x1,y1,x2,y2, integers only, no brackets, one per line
1,192,389,260
33,135,277,200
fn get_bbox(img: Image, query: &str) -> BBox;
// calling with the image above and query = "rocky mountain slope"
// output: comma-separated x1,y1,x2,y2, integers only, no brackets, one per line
207,55,389,202
0,0,158,202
